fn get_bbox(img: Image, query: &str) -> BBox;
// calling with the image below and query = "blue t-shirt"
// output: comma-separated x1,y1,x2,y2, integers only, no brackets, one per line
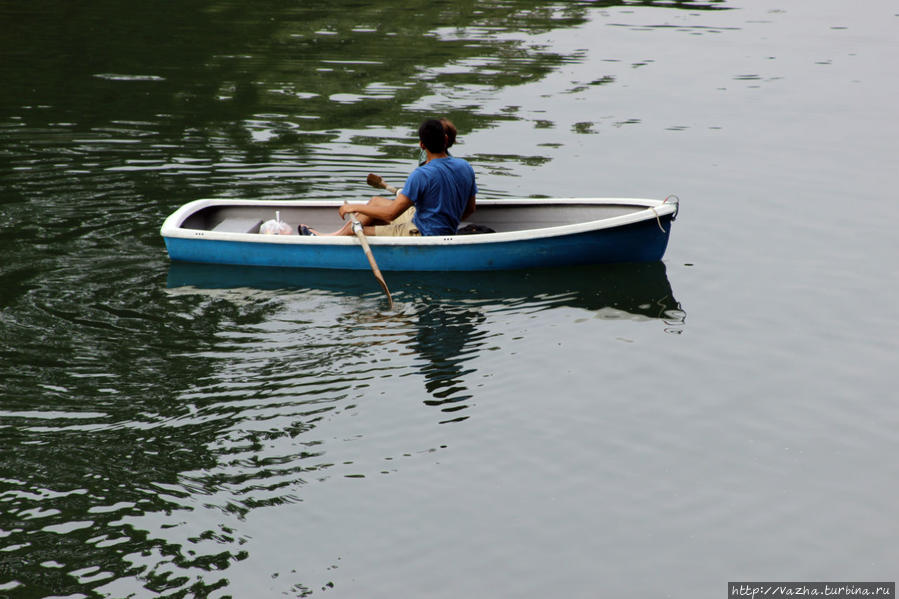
402,157,477,236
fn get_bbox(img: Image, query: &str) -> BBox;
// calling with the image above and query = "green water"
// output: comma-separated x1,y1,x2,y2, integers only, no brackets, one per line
2,1,898,597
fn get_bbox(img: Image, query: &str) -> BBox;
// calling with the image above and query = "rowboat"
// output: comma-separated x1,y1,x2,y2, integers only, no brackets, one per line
160,197,678,271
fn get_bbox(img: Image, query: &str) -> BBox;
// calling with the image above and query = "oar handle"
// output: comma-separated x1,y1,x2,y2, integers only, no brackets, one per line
344,203,393,308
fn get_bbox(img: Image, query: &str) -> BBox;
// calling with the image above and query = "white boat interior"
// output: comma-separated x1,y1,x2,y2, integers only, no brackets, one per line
176,199,659,235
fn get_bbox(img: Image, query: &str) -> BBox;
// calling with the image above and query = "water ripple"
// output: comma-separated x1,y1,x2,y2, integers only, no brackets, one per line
0,0,782,595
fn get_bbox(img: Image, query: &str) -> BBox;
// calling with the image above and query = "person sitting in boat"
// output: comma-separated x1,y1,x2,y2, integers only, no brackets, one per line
308,118,477,237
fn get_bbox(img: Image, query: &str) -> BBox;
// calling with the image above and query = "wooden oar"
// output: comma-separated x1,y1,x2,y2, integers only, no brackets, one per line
367,173,399,196
344,203,393,308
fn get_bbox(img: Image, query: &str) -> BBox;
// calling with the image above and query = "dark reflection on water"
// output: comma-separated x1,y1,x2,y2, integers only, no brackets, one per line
2,0,897,593
166,261,682,320
168,261,685,425
0,0,730,215
0,0,701,595
0,263,277,595
1,0,591,164
412,303,487,424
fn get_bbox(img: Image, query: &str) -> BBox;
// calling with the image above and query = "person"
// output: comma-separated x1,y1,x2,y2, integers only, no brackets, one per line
310,118,476,237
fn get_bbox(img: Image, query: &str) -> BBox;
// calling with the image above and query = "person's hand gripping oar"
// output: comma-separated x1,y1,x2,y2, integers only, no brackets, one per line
342,201,393,308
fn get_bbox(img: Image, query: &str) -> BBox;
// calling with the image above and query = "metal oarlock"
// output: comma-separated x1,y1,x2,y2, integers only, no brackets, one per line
664,194,680,220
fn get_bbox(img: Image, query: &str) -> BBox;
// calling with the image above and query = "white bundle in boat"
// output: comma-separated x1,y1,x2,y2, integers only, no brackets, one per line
259,211,292,235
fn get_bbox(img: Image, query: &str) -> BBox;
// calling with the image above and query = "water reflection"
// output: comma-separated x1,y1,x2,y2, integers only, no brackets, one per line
0,0,732,213
1,0,703,595
168,261,685,420
166,261,683,321
1,1,591,137
410,303,487,424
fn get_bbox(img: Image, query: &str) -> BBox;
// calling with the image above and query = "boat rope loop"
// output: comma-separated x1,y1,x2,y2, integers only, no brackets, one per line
651,207,666,233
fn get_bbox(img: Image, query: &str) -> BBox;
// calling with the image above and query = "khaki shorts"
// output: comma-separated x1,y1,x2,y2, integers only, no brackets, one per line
373,207,421,236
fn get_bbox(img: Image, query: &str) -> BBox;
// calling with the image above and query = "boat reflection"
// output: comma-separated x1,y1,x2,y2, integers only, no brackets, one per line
166,261,682,321
167,261,685,422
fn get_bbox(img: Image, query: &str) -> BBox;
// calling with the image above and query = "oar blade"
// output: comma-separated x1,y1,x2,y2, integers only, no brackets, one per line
366,173,384,189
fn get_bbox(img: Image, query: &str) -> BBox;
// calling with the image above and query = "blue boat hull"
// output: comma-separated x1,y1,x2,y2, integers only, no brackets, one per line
163,215,673,271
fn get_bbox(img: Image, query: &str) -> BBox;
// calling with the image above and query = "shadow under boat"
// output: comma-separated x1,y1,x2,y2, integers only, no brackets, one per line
166,261,683,322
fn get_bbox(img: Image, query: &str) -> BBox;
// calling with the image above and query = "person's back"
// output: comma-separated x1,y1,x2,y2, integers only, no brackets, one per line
403,155,476,236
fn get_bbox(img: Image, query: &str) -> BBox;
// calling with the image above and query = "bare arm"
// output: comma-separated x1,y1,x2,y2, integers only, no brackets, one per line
462,195,476,220
340,194,413,223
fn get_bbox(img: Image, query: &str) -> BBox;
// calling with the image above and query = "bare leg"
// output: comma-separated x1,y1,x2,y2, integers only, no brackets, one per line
303,219,379,237
303,198,391,236
318,221,355,236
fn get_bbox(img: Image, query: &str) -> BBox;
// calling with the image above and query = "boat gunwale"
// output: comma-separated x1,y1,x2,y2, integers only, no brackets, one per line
160,197,676,246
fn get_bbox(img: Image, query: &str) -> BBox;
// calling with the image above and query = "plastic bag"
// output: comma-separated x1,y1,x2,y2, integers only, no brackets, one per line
260,211,292,235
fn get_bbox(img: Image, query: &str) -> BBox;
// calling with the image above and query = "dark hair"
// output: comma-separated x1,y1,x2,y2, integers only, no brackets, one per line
440,118,457,149
418,119,447,154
